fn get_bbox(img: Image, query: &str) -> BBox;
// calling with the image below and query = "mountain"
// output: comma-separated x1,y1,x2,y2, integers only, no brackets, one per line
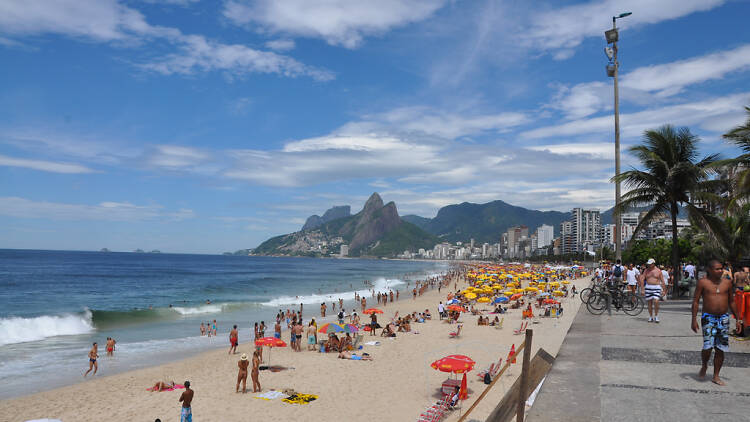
254,193,438,257
302,205,351,230
601,205,687,225
403,200,569,244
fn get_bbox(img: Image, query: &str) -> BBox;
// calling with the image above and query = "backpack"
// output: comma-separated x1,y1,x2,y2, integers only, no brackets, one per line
484,372,492,384
613,265,623,277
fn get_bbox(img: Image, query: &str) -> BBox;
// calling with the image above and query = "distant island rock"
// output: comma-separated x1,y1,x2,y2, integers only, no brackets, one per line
302,205,351,230
99,248,111,253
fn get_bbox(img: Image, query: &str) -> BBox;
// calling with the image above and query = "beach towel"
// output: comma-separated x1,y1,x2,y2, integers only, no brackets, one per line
146,384,185,392
254,391,287,401
364,341,381,346
282,393,318,405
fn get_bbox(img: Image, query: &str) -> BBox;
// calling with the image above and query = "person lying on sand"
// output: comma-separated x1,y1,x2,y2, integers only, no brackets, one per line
338,351,373,361
150,380,175,392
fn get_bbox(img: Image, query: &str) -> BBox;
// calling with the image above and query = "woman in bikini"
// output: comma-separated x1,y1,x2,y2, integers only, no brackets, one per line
251,349,261,393
150,380,175,392
237,353,249,393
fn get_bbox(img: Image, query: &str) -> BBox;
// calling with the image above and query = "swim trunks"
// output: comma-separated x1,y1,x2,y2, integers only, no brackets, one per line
350,355,362,360
274,332,281,339
90,358,96,363
231,338,238,347
296,334,302,340
107,347,113,352
181,406,192,422
644,285,662,301
308,335,315,345
701,312,730,352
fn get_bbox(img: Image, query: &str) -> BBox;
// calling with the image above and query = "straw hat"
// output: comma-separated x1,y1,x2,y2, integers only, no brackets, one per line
240,353,248,361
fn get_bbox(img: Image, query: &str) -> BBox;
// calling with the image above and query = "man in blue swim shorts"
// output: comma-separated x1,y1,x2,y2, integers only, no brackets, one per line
692,259,738,386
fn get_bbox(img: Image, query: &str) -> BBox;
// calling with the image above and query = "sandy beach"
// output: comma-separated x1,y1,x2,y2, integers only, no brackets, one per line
1,274,590,422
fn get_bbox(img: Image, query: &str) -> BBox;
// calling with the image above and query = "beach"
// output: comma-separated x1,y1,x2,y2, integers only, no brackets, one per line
0,272,590,422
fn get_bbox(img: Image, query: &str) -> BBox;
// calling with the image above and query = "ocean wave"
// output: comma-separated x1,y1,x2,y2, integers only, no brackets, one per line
0,310,95,346
171,304,225,315
261,277,406,307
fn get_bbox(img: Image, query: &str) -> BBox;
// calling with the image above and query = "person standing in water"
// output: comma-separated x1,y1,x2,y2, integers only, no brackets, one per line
84,342,98,376
692,259,738,385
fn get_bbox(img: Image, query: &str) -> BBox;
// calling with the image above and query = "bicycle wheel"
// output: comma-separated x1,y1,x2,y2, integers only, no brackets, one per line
586,292,608,315
622,292,644,316
579,287,593,303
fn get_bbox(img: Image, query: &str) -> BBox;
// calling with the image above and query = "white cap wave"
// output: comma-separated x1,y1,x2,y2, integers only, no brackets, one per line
262,277,406,307
0,310,94,346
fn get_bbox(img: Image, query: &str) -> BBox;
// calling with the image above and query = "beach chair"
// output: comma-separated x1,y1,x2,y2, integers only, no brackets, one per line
418,394,450,421
493,317,504,330
477,356,503,380
352,334,363,349
449,324,463,338
513,321,528,335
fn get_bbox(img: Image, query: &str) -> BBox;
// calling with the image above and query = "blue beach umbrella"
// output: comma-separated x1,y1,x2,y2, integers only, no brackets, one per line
494,297,509,304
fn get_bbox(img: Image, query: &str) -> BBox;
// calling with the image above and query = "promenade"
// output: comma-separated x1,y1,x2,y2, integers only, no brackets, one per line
527,298,750,422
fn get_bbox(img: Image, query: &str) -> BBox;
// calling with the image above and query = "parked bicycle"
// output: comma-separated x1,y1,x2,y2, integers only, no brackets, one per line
585,283,644,316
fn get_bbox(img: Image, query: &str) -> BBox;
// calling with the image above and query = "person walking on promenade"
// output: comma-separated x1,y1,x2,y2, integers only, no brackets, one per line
692,259,738,386
625,263,640,295
640,259,666,322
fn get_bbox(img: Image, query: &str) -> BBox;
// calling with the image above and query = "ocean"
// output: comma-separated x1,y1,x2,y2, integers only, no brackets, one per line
0,249,449,399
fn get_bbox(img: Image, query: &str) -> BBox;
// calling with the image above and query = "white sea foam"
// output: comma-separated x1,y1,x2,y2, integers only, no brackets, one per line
171,304,225,315
0,310,94,346
261,277,406,307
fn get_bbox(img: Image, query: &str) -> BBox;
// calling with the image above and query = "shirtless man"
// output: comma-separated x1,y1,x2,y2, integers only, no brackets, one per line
307,322,317,351
361,297,366,313
84,342,99,376
320,302,327,318
179,380,193,422
237,354,249,393
228,325,239,355
692,260,738,385
106,337,116,357
639,259,666,322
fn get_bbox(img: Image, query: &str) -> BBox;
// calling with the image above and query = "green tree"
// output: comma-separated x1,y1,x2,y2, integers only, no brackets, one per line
702,203,750,268
612,125,718,283
722,106,750,203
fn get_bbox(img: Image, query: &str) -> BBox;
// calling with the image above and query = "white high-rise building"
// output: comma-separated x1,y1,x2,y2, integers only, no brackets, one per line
536,224,554,248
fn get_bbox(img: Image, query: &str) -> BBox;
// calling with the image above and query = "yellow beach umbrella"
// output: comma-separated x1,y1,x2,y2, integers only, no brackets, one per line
503,291,514,296
553,290,564,297
477,297,491,303
465,293,477,299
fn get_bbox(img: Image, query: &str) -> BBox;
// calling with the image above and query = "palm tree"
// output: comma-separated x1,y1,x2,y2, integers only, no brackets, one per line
612,125,719,284
703,203,750,269
722,106,750,204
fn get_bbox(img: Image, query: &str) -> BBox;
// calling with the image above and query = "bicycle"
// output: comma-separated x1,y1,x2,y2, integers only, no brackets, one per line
585,283,644,316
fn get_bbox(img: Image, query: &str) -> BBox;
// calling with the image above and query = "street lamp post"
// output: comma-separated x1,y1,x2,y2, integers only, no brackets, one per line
605,12,631,262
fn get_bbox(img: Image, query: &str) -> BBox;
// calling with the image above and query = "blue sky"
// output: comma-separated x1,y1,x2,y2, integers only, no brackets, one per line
1,0,749,253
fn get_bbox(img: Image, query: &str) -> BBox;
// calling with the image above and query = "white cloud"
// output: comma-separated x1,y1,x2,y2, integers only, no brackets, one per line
526,142,616,159
144,145,210,169
0,197,194,221
0,0,175,41
621,44,750,95
524,0,726,55
223,0,447,48
265,39,295,51
0,154,95,174
524,92,750,140
552,44,750,119
137,34,334,81
0,0,332,81
342,106,529,139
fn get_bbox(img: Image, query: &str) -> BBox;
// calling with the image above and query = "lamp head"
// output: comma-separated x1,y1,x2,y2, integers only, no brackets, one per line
618,12,632,18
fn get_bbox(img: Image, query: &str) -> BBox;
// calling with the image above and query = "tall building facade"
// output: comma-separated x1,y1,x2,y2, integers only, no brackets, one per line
535,224,554,248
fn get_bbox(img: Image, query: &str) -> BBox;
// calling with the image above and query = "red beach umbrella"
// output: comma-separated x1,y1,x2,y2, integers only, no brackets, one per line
363,308,383,314
254,337,287,366
430,354,476,374
446,305,467,313
459,373,468,400
510,293,523,301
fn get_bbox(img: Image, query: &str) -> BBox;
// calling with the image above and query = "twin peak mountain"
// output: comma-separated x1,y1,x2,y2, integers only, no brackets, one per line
253,193,570,258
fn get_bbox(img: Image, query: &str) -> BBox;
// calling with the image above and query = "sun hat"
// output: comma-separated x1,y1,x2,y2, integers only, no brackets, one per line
647,258,656,265
240,353,248,361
